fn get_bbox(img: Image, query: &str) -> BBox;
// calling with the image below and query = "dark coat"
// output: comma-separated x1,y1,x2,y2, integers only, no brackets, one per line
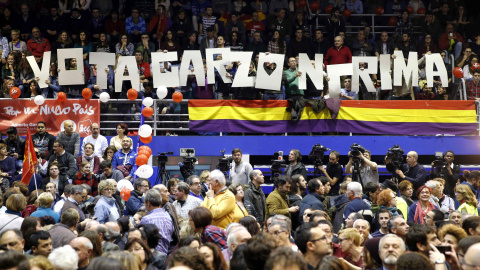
299,193,325,224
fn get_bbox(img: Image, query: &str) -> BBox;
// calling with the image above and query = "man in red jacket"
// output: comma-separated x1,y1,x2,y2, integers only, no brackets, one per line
27,27,51,63
324,36,352,69
438,23,464,60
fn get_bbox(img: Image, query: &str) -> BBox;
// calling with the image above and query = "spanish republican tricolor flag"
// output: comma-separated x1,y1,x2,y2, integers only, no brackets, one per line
21,129,38,185
188,100,477,135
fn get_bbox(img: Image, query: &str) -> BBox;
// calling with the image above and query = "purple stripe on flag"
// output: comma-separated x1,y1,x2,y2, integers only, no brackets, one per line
189,119,477,135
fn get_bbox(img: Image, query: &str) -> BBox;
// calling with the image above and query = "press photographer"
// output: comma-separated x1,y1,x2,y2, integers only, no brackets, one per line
385,147,427,199
285,149,307,180
345,144,379,186
318,150,343,196
429,150,460,198
229,148,253,185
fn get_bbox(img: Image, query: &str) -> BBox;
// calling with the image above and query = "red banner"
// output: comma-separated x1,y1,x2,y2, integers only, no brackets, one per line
0,99,100,137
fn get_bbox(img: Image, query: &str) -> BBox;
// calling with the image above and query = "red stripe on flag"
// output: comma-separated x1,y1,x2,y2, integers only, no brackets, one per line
21,129,38,186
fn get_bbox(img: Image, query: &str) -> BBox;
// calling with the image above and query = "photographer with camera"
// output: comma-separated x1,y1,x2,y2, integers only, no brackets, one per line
345,145,379,186
429,150,460,198
285,149,308,180
229,148,253,185
386,150,427,200
318,150,344,196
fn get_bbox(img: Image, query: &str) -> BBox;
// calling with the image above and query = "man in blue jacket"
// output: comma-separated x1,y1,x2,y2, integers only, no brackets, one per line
298,178,325,225
111,138,136,181
126,178,150,215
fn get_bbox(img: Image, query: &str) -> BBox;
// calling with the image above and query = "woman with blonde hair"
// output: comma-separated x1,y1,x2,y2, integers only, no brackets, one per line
455,184,478,215
338,228,363,267
29,255,54,270
103,251,142,270
199,170,210,197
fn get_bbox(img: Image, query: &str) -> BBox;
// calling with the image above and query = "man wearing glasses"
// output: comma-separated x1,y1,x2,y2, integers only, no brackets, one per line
61,185,87,222
294,221,333,270
186,175,203,200
126,178,150,216
318,150,343,196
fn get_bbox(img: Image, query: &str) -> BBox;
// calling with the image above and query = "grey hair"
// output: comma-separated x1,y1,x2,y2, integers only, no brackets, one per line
378,234,406,252
425,180,438,190
81,183,91,194
269,220,289,234
354,218,370,230
227,226,248,252
186,175,200,186
48,245,79,270
225,223,243,236
177,182,190,194
387,215,404,232
347,182,363,197
271,214,292,232
210,169,226,186
144,189,162,206
72,185,85,195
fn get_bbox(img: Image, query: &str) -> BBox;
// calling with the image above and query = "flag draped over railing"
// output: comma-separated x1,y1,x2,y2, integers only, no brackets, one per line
188,100,478,135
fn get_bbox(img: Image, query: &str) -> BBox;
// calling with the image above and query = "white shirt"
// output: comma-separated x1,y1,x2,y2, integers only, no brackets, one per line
81,134,108,157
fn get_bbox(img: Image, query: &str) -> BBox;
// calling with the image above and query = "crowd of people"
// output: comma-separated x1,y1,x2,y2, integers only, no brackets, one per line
0,0,478,104
1,122,480,270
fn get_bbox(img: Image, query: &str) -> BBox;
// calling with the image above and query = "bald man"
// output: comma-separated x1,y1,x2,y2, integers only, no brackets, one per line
464,242,480,268
70,237,93,270
0,230,24,252
56,120,81,156
106,221,124,250
244,169,265,224
324,35,353,67
386,150,427,199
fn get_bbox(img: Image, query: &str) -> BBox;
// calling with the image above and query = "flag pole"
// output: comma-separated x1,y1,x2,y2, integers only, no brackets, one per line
33,170,38,198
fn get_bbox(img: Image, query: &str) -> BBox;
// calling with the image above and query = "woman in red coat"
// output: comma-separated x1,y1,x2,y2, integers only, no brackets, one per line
73,161,98,196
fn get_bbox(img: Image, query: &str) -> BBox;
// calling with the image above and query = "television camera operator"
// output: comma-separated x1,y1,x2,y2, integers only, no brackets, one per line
385,146,427,199
317,150,343,196
345,144,379,186
430,150,460,198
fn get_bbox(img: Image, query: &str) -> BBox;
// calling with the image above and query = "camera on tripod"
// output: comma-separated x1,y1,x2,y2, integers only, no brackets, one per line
157,152,173,164
179,149,196,180
217,150,233,173
309,143,330,167
271,151,287,178
386,145,404,171
349,143,365,162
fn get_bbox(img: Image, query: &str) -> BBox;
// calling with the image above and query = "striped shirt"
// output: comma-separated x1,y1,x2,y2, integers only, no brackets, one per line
140,208,174,254
201,16,217,36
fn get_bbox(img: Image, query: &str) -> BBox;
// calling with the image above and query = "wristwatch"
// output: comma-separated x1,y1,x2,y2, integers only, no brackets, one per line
434,259,444,264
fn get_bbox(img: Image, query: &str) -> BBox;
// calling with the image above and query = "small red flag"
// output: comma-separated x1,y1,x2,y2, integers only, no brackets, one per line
21,129,38,185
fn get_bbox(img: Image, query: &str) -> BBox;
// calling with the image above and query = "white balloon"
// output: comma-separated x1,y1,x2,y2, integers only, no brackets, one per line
139,124,152,138
135,165,154,178
117,179,134,192
143,97,153,107
157,86,168,100
34,95,45,105
99,92,110,103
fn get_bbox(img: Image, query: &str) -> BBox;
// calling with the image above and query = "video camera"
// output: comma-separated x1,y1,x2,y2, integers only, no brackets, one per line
386,145,404,171
217,150,233,173
349,143,365,159
308,143,330,167
271,151,287,177
432,152,448,178
179,149,196,179
157,152,173,164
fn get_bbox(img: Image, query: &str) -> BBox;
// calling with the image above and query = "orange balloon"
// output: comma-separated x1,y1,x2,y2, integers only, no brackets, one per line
138,149,151,157
82,88,92,100
172,92,183,103
138,146,152,156
10,87,21,99
57,92,67,102
127,88,138,100
136,154,149,166
120,188,131,201
142,107,154,117
140,135,152,144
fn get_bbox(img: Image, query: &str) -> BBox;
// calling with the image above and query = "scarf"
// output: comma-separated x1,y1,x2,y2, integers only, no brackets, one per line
379,205,399,216
414,201,435,224
101,195,116,206
5,209,21,216
82,154,95,170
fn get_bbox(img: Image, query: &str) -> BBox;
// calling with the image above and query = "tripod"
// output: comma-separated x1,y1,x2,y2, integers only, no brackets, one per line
313,160,323,178
351,160,364,187
155,161,169,186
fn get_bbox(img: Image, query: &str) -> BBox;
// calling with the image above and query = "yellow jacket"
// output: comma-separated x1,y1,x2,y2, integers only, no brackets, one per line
201,188,236,229
232,203,249,223
265,188,290,219
458,203,478,216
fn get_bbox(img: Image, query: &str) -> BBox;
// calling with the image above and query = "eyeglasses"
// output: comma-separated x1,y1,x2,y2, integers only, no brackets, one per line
309,236,327,243
271,230,286,236
303,213,312,217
